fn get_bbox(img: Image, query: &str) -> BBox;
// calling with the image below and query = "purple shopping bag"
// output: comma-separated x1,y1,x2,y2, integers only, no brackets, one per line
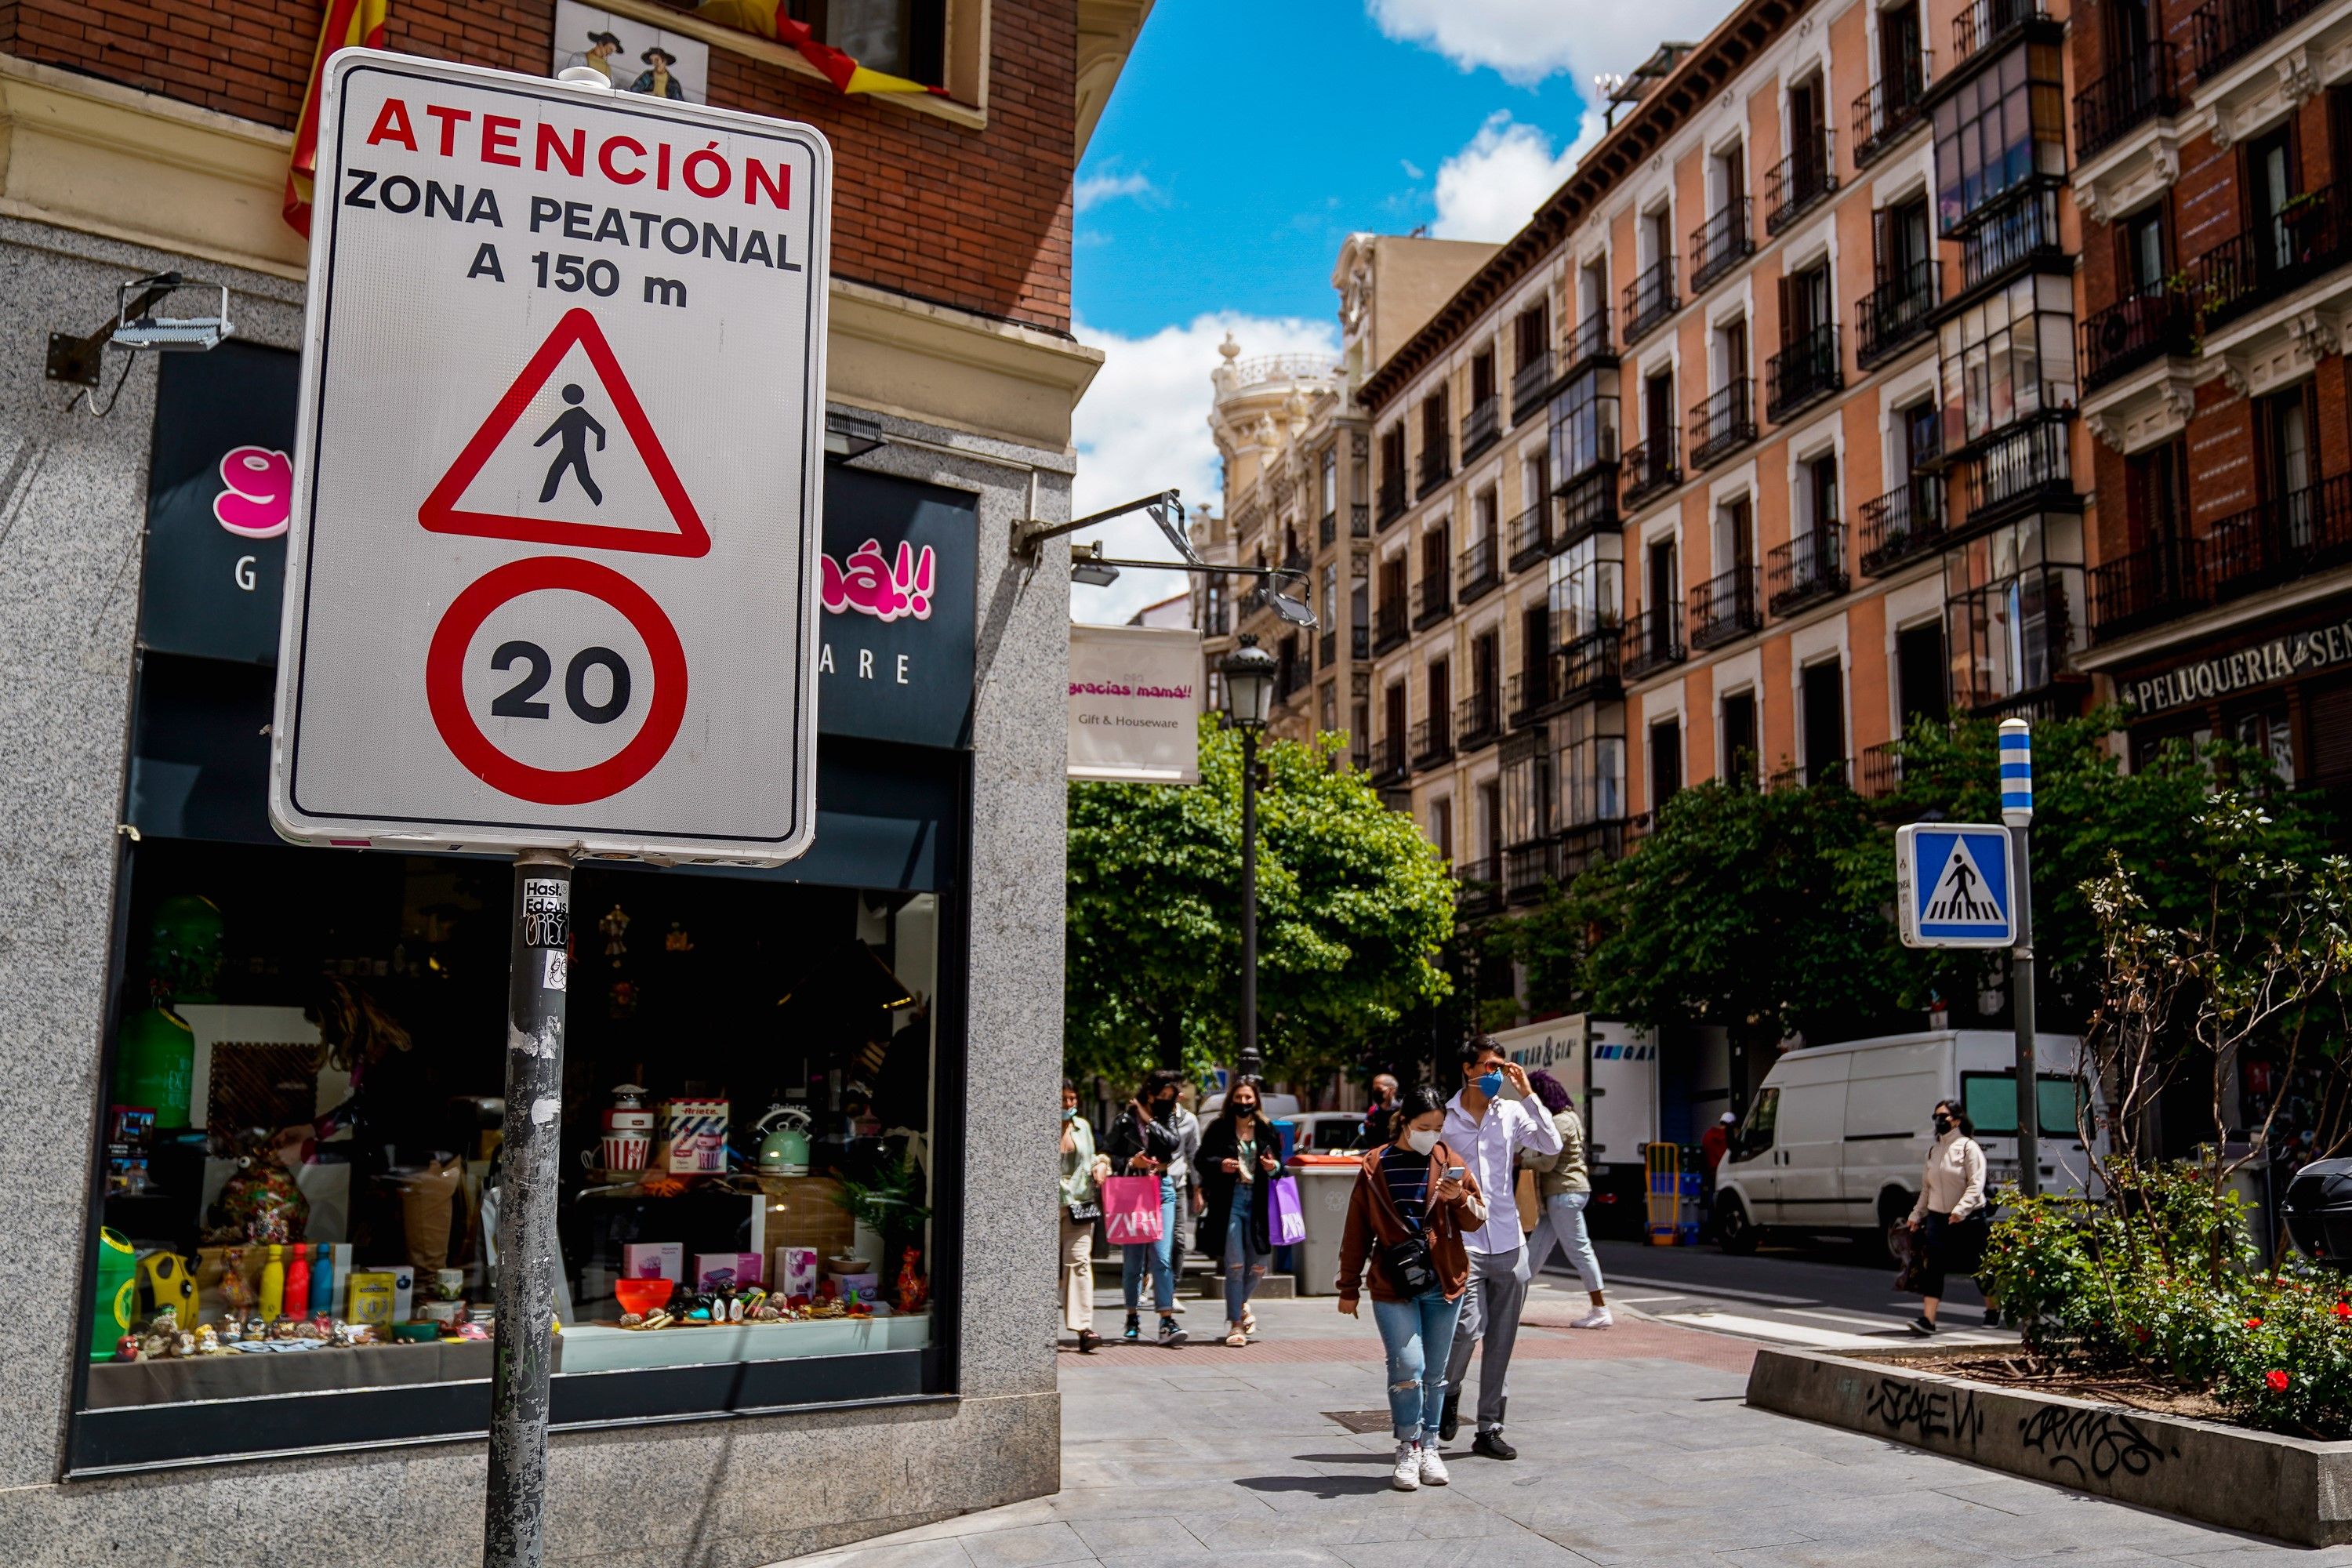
1102,1175,1164,1245
1269,1174,1308,1247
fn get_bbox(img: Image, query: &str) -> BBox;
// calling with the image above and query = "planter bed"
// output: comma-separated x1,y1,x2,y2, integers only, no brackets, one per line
1745,1343,2352,1545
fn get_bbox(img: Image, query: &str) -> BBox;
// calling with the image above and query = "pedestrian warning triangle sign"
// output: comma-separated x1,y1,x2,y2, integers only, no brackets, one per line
417,307,710,558
1897,823,2013,947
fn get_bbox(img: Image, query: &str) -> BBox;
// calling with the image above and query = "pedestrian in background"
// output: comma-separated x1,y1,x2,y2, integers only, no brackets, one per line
1440,1037,1561,1460
1058,1080,1107,1352
1165,1078,1205,1304
1198,1075,1281,1347
1363,1073,1401,1147
1336,1084,1487,1491
1105,1069,1189,1346
1522,1069,1610,1330
1907,1099,1988,1336
1700,1111,1734,1175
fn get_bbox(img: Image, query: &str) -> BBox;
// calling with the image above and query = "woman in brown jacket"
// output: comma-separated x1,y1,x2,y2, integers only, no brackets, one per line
1335,1084,1489,1492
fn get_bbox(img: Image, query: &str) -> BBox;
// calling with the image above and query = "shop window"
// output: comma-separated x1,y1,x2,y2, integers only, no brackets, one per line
2235,710,2294,782
1929,39,2067,234
788,0,949,89
1943,513,2085,708
1936,272,2076,448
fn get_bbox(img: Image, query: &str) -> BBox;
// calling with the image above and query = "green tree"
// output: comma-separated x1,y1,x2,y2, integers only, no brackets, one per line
1065,717,1457,1091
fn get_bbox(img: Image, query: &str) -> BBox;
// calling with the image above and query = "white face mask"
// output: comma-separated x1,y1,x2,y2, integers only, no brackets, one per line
1406,1129,1440,1155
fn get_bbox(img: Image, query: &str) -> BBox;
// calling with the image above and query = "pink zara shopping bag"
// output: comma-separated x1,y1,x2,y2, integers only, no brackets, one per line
1101,1175,1164,1245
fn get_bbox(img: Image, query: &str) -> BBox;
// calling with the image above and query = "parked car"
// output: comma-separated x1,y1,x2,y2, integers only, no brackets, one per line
1290,1110,1377,1154
1712,1029,2105,1254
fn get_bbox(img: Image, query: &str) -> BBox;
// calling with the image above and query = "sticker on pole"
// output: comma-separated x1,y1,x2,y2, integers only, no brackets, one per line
268,51,832,864
1896,823,2016,949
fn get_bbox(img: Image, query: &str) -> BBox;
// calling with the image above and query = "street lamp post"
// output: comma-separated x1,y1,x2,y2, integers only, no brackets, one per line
1220,637,1279,1085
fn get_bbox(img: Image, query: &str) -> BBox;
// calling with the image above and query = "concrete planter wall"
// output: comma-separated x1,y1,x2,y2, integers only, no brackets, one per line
1746,1345,2352,1546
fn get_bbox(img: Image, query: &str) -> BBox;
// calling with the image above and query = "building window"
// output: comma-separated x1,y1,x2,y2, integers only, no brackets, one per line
1648,717,1683,806
1555,705,1628,827
791,0,950,89
1801,657,1847,784
1500,732,1549,847
1896,619,1949,728
1944,513,2085,707
1548,532,1623,643
1320,446,1338,520
1937,273,2076,448
1929,39,2067,234
1319,683,1338,735
1721,688,1759,785
1550,374,1620,484
1431,797,1454,862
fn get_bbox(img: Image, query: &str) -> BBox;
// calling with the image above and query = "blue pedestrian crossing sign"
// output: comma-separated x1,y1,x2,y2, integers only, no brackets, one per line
1896,823,2016,948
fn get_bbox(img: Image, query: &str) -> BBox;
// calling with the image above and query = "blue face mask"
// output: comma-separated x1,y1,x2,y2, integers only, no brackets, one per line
1062,1108,1077,1122
1477,1070,1504,1098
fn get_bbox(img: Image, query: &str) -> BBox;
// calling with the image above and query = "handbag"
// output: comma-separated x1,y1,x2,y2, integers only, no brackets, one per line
1268,1174,1308,1247
1101,1175,1164,1245
1383,1232,1439,1296
1066,1199,1102,1224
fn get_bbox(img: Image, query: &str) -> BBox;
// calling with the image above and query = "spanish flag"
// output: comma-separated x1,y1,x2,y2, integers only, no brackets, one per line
684,1,941,95
283,0,389,237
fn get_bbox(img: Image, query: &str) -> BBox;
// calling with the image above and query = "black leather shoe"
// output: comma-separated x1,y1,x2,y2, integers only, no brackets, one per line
1472,1428,1518,1461
1437,1393,1461,1443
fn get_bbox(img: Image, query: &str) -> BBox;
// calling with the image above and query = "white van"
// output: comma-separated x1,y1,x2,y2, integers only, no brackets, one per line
1712,1029,2103,1253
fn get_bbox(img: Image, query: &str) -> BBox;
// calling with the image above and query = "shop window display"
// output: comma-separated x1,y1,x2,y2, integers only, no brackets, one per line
80,837,943,1441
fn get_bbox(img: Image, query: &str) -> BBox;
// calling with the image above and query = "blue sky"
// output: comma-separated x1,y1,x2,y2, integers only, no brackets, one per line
1066,0,1733,621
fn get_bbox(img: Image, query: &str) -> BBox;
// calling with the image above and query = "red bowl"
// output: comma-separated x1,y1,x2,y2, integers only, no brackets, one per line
614,1277,673,1315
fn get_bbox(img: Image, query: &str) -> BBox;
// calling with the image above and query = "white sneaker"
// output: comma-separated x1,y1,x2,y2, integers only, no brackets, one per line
1390,1440,1421,1491
1417,1445,1450,1486
1572,1308,1614,1330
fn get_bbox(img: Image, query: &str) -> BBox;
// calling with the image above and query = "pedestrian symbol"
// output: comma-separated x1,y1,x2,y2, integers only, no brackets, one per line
1896,823,2015,948
536,385,607,506
418,307,711,557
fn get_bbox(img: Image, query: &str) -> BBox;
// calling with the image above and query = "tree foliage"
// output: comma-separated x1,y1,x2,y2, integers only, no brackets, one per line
1064,718,1456,1091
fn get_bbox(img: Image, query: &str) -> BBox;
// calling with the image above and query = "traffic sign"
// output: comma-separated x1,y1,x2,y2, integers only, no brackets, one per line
269,51,832,863
1896,823,2016,948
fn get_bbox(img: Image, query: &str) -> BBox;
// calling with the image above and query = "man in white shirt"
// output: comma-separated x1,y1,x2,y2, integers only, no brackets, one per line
1439,1036,1561,1459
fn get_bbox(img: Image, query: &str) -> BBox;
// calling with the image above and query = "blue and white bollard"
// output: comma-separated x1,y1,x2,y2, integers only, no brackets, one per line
1998,718,2038,1199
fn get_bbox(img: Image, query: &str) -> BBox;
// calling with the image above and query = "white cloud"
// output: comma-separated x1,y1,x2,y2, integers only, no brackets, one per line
1068,312,1340,626
1073,168,1157,213
1429,111,1600,241
1367,0,1736,89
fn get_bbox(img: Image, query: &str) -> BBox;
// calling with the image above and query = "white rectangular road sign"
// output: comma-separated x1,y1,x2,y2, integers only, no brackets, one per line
270,51,831,864
1896,822,2016,949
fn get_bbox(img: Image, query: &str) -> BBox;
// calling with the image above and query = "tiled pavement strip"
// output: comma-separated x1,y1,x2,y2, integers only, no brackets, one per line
768,1279,2352,1568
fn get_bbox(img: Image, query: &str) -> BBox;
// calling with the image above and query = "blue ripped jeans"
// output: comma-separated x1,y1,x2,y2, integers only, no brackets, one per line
1120,1175,1178,1315
1224,1182,1269,1322
1372,1288,1465,1443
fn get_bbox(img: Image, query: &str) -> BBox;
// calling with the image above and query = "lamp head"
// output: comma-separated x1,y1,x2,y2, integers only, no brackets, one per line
1220,635,1279,731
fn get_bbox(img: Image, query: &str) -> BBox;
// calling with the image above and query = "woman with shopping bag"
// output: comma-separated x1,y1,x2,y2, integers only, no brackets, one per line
1197,1076,1283,1347
1059,1081,1109,1353
1335,1084,1487,1491
1103,1070,1188,1346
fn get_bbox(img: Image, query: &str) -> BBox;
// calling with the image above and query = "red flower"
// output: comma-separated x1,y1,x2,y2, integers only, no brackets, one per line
2334,1303,2350,1323
2248,1317,2265,1329
2267,1369,2291,1393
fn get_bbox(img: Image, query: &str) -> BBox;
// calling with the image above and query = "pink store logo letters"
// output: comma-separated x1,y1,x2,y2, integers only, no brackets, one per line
821,538,935,623
212,446,294,539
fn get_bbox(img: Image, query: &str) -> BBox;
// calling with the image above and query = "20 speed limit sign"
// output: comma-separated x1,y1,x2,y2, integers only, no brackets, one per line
269,51,831,864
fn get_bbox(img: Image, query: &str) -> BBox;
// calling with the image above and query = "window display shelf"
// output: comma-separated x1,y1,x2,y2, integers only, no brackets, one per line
560,1311,933,1374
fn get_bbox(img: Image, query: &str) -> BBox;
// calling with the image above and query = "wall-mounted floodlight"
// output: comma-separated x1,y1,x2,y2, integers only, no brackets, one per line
1070,543,1121,587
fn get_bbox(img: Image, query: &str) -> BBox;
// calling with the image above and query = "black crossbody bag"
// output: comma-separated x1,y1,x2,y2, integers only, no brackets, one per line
1382,1159,1440,1295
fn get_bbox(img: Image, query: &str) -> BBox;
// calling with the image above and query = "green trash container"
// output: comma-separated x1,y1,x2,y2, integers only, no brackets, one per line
91,1227,139,1359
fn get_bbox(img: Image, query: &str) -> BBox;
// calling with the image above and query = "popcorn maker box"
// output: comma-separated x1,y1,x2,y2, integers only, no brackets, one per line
662,1098,730,1175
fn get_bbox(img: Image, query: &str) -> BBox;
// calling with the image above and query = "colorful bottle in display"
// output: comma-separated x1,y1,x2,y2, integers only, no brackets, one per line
259,1243,285,1321
309,1243,334,1317
282,1243,310,1321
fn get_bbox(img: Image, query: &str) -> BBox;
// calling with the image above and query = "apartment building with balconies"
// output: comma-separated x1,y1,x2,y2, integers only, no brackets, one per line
1201,235,1499,760
1356,0,2098,914
2067,0,2352,804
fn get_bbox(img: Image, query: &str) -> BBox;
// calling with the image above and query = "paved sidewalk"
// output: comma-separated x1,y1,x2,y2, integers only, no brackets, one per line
771,1281,2352,1568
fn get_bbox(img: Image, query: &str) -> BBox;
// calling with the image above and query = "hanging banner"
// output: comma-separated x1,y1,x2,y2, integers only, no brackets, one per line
1068,625,1201,785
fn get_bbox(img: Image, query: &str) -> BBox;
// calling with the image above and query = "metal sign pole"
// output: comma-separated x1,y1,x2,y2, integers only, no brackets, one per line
485,848,573,1568
1999,720,2038,1201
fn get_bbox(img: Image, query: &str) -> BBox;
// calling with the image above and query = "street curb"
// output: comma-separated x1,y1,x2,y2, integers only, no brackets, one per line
1744,1345,2352,1546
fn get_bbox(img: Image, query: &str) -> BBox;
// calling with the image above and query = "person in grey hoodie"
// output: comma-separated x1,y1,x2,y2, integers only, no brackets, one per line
1522,1069,1610,1329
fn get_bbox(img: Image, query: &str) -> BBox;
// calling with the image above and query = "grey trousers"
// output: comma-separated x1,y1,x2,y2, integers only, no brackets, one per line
1444,1245,1530,1432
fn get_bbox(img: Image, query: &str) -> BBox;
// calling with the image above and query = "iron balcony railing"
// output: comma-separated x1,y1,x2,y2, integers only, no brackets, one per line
1283,546,1310,575
1410,713,1454,767
1766,325,1843,423
2206,473,2352,596
2081,290,2194,389
1461,394,1501,462
1371,731,1410,783
1766,133,1838,235
1960,182,2067,289
2088,534,2208,643
1955,0,2054,63
1557,460,1621,548
1857,260,1940,368
1373,597,1410,655
1319,511,1337,548
1352,624,1370,659
1689,379,1758,469
1319,630,1336,666
1853,53,1932,168
1766,524,1849,615
1688,567,1762,650
1622,257,1679,345
1352,501,1371,537
1507,666,1552,727
1621,607,1687,679
1457,689,1502,752
1377,470,1408,527
2181,181,2352,333
1858,742,1904,799
2189,0,2325,79
1413,569,1452,630
2075,41,2180,161
1511,349,1555,424
1562,307,1617,379
1690,200,1755,292
1508,502,1551,572
1417,437,1452,498
1554,626,1624,703
1622,429,1682,509
1504,839,1565,903
1457,536,1502,604
1454,855,1504,916
1349,740,1370,772
1964,416,2073,528
1857,475,1947,575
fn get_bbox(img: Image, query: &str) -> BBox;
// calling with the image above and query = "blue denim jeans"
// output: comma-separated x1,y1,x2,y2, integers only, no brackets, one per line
1223,1182,1269,1322
1120,1175,1178,1314
1372,1289,1465,1442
